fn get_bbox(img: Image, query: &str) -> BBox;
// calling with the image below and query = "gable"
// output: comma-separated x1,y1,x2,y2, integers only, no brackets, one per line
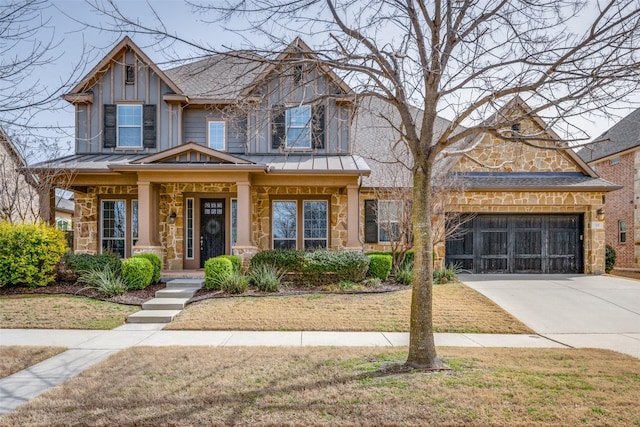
131,142,252,165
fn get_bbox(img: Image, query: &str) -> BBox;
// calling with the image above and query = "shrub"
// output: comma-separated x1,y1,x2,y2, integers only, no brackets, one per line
302,250,370,282
64,252,122,281
249,249,305,271
395,264,413,286
249,263,285,292
133,253,162,284
366,250,414,271
221,270,249,294
367,254,392,281
435,263,462,284
77,265,127,297
0,222,67,288
204,257,234,290
605,244,617,274
121,257,153,290
217,255,242,273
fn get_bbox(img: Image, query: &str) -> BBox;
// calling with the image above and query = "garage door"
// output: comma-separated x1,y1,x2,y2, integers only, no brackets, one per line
445,214,583,274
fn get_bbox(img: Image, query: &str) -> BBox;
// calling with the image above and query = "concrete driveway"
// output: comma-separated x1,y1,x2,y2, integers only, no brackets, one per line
459,274,640,357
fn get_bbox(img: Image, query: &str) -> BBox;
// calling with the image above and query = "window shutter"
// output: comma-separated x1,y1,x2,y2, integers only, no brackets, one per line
312,103,325,149
103,104,116,148
271,105,286,149
364,199,378,243
143,104,157,148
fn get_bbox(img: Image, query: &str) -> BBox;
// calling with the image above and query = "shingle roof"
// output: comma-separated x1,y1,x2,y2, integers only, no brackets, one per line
576,107,640,163
450,172,620,191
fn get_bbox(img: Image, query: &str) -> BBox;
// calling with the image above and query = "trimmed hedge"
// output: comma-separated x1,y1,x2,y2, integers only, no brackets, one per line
122,257,153,290
367,254,392,281
204,257,234,290
0,222,68,288
216,255,242,272
133,253,162,284
250,250,370,285
365,250,414,269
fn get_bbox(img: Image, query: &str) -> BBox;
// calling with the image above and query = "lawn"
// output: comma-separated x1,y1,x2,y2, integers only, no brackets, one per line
0,295,139,329
0,346,66,379
166,282,532,334
2,346,638,426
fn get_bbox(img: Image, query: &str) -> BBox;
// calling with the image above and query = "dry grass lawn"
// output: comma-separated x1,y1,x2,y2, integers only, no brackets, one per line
2,346,639,426
0,295,139,329
167,282,532,333
0,346,66,379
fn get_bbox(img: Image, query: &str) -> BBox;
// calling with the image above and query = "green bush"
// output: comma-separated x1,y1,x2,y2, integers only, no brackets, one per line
249,263,285,292
605,244,617,274
367,254,392,281
395,264,413,286
121,257,153,290
77,264,127,297
221,270,249,294
133,253,162,284
249,249,305,271
65,252,122,278
217,255,242,272
204,257,234,290
302,250,370,282
0,222,67,288
366,250,414,270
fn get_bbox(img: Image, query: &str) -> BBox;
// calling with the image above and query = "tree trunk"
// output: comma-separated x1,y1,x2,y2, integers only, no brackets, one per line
406,161,443,369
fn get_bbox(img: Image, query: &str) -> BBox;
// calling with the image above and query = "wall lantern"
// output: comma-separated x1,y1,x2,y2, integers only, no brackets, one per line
596,208,605,222
168,212,177,224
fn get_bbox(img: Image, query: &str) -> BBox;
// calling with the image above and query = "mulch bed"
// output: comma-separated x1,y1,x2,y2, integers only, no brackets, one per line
0,281,409,307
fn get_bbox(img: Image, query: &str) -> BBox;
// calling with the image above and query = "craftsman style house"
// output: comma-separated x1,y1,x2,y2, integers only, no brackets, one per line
38,36,617,274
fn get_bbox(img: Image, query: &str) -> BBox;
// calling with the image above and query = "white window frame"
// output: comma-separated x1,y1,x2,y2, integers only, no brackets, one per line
303,200,328,249
186,198,194,259
285,106,312,149
132,199,138,247
619,220,627,244
207,120,226,151
272,200,298,249
116,104,143,148
231,198,238,253
101,199,127,258
378,200,402,243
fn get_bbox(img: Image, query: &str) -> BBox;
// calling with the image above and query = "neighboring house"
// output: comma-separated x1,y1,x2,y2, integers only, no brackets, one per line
55,194,74,231
0,127,40,223
577,108,640,269
34,36,616,274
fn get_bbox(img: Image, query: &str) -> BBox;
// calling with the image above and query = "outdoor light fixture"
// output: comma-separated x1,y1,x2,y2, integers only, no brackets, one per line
596,208,605,221
168,212,177,224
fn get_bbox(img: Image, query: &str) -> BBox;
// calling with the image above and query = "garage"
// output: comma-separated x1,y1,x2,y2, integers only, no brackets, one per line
445,214,584,274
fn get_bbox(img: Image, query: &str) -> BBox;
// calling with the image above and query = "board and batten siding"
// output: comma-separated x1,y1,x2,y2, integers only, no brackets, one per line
182,108,246,154
76,48,179,154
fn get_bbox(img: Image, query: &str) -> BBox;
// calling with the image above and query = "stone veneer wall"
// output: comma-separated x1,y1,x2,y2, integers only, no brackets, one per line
74,185,138,255
251,185,348,250
159,182,237,270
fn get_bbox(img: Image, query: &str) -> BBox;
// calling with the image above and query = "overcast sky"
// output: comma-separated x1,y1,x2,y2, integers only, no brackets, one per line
6,0,640,161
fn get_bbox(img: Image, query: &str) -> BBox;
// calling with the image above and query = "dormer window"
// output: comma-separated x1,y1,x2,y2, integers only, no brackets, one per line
125,65,135,85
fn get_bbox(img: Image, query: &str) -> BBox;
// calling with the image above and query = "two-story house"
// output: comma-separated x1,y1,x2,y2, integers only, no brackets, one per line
35,36,617,274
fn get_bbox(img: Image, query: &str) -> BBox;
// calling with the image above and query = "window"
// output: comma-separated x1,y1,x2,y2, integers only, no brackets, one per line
186,198,194,259
286,106,312,148
610,157,621,165
56,219,70,231
101,199,138,258
208,120,226,150
620,220,627,244
378,200,402,242
101,200,126,258
117,105,142,147
272,199,328,249
125,65,135,84
303,201,328,249
273,201,297,249
231,199,237,252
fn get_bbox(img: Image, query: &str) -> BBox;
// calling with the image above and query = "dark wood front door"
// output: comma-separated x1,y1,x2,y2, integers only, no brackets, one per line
200,199,225,268
446,214,583,274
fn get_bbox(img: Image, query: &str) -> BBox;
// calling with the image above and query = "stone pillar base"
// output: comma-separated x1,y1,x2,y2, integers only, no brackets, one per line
133,245,165,268
344,245,364,252
232,245,260,267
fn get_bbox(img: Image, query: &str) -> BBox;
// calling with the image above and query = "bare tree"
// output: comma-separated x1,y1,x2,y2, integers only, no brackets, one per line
88,0,640,369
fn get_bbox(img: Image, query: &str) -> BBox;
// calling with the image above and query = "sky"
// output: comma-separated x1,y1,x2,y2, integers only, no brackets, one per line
5,0,640,162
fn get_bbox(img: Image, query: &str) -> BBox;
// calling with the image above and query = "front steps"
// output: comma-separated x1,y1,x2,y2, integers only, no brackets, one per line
127,278,203,324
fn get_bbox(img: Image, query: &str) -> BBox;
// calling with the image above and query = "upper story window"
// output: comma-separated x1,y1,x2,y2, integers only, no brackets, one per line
117,105,143,148
286,106,312,149
208,120,226,151
619,220,627,244
610,157,621,165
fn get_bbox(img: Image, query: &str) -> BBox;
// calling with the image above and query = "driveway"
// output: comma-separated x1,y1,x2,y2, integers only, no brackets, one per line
459,274,640,357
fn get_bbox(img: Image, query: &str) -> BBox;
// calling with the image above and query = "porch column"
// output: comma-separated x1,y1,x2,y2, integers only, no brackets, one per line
232,180,258,264
135,181,161,252
346,184,363,250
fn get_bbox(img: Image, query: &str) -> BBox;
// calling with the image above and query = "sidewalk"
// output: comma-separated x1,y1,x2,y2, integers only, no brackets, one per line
2,325,639,416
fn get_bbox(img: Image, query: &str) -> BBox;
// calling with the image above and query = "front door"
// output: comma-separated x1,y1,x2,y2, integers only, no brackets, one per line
200,199,225,267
